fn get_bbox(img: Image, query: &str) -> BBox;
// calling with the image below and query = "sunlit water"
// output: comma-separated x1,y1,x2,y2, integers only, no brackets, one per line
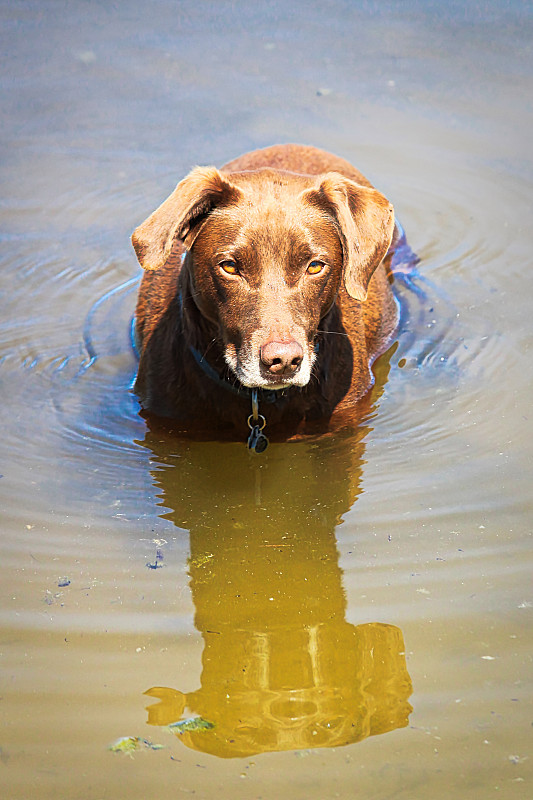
1,2,532,798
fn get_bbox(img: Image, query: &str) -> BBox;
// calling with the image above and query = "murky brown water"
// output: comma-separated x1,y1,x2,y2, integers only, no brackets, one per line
1,1,532,798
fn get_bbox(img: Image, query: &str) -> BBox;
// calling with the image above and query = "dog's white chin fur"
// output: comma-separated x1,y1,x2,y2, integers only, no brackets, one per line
224,345,314,391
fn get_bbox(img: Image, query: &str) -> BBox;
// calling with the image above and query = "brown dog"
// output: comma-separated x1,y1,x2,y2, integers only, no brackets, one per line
132,144,402,445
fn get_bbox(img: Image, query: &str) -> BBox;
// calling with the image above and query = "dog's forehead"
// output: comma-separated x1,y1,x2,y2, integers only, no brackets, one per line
213,168,332,239
206,203,335,264
191,169,343,276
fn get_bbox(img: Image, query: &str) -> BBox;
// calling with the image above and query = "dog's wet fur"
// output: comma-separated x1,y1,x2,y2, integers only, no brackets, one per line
132,144,402,439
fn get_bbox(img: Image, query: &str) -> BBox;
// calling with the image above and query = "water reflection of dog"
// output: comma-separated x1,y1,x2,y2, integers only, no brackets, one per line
139,417,412,758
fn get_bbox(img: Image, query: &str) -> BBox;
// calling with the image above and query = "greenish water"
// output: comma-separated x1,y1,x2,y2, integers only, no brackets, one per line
0,1,531,798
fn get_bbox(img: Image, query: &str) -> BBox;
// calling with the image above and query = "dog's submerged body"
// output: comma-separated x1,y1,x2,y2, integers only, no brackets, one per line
132,144,403,440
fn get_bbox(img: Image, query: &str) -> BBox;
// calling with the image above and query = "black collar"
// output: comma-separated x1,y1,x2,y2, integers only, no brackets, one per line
188,343,284,404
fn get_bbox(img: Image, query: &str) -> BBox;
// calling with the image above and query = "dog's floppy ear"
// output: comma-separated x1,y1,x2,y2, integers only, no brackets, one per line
132,167,242,270
306,173,394,301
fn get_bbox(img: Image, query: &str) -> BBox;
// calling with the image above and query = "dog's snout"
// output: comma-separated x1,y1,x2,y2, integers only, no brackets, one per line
260,339,304,376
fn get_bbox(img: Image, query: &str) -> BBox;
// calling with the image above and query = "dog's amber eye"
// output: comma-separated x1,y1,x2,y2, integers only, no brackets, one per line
307,260,326,275
219,260,239,275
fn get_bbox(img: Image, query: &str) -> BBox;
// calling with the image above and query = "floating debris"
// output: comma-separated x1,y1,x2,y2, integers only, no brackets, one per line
168,717,214,734
75,50,97,64
188,553,214,569
508,754,528,765
108,736,165,756
146,548,165,569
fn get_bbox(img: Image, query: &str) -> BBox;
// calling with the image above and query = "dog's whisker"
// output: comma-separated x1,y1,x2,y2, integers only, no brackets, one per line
199,338,218,361
317,329,350,338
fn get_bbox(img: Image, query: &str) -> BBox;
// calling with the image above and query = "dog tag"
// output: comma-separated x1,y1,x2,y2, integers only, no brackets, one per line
247,424,269,454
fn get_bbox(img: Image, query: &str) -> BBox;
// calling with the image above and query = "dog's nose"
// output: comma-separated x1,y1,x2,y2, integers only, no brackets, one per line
260,339,304,375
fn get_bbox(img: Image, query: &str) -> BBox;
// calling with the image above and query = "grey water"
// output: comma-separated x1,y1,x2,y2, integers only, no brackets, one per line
0,1,532,798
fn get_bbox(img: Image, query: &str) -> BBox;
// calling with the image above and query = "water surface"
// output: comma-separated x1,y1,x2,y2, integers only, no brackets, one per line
1,1,532,798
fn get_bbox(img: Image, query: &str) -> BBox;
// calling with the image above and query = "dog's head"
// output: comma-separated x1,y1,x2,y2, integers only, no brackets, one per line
132,166,394,390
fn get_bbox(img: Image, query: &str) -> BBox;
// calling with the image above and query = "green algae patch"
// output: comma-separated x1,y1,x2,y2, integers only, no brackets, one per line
108,736,165,756
168,717,215,734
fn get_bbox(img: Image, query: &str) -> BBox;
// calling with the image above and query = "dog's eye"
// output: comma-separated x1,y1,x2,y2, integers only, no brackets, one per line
307,260,326,275
219,260,239,276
